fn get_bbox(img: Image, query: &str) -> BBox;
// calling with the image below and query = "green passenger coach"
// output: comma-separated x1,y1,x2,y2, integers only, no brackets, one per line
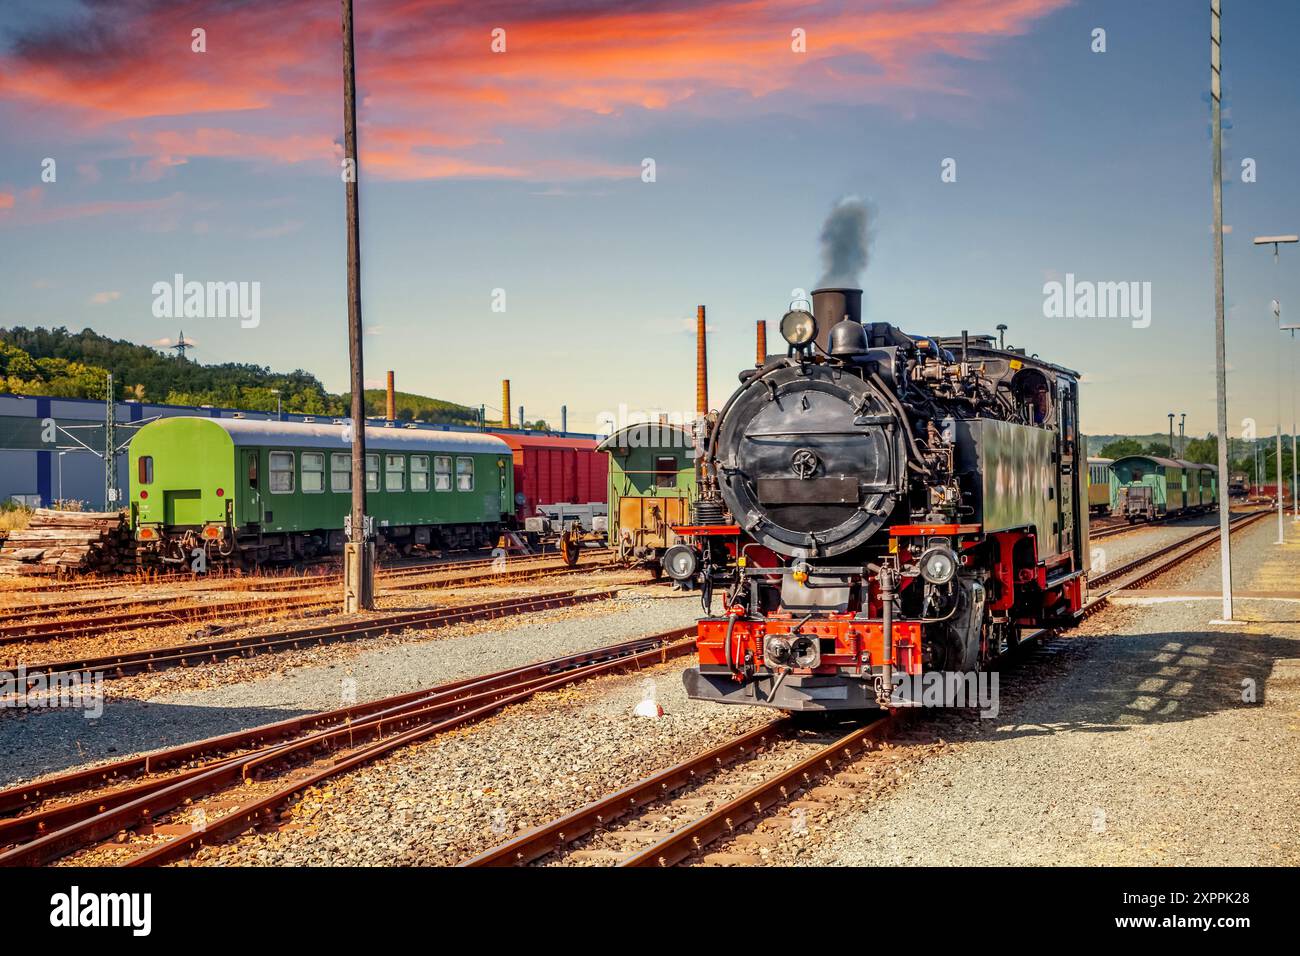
129,417,514,567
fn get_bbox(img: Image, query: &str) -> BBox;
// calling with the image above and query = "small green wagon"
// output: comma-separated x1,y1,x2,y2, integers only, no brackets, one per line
597,422,697,574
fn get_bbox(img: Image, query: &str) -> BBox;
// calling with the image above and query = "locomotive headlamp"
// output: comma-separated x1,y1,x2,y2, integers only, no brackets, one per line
661,544,698,581
790,635,820,669
764,635,792,666
779,309,817,348
918,545,958,585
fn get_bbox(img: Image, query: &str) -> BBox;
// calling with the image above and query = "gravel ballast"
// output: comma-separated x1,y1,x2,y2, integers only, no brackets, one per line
790,517,1300,867
0,585,700,787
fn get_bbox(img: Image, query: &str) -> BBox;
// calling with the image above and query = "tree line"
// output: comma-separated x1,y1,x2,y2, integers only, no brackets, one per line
0,326,477,424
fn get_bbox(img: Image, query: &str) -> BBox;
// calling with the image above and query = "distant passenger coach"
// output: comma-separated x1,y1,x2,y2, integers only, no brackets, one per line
1110,455,1217,523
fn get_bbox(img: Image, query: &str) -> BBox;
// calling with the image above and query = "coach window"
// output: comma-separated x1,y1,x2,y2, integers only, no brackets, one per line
434,456,452,491
269,451,295,494
331,453,351,492
654,456,677,489
365,454,380,492
386,454,406,492
138,456,153,485
411,455,430,491
456,456,474,492
301,452,325,493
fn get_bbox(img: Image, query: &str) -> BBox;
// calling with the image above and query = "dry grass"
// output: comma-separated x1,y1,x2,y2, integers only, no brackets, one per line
0,507,31,534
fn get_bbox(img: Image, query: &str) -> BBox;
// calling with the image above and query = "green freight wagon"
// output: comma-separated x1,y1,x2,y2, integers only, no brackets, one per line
129,417,514,567
597,422,696,573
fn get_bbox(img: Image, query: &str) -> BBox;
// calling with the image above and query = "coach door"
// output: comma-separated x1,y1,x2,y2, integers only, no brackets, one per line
240,449,263,525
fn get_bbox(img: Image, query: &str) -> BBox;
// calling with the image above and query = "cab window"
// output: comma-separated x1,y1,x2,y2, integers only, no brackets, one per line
654,456,677,489
138,456,153,485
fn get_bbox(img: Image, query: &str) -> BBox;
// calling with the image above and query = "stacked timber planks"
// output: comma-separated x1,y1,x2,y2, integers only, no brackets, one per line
0,509,131,576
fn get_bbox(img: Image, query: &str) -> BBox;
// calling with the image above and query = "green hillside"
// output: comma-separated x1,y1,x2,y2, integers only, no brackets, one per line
0,326,474,423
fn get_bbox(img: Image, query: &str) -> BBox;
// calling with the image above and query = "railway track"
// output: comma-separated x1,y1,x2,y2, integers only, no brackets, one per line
0,628,693,867
461,715,893,867
0,556,624,646
0,511,1266,869
461,509,1271,868
6,584,637,687
0,547,611,597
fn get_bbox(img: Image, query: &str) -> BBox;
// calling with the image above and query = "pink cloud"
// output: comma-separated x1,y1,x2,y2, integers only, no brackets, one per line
0,0,1070,184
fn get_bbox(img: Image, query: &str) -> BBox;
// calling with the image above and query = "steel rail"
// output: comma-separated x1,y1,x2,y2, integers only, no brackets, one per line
459,718,791,866
120,639,694,867
0,628,691,826
619,715,894,867
0,633,693,866
11,586,626,685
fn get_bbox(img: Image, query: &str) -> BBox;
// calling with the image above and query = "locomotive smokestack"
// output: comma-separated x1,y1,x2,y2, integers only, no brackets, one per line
385,370,396,421
810,288,863,352
696,305,708,417
502,379,511,428
756,320,767,366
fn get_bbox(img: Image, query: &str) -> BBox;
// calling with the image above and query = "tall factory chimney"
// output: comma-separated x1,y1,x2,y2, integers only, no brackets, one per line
385,371,396,421
518,406,525,431
696,305,708,417
756,320,767,366
502,379,512,428
561,405,568,434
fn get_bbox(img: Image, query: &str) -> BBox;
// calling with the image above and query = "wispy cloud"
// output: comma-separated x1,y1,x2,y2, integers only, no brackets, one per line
89,290,121,305
0,0,1069,184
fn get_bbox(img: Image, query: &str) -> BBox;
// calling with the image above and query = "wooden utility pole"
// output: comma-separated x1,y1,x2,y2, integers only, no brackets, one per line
342,0,374,611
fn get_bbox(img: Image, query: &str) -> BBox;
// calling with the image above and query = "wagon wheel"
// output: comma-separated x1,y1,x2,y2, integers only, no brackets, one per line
617,532,634,565
560,530,580,567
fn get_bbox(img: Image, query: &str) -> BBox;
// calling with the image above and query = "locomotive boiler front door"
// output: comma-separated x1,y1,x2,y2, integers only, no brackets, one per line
240,449,263,526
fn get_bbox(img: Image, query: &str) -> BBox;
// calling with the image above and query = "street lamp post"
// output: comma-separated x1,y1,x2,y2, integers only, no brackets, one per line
1179,413,1186,458
1253,234,1298,522
1168,412,1175,459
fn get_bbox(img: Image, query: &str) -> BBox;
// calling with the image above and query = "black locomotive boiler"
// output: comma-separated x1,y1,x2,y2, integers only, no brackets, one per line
665,287,1088,711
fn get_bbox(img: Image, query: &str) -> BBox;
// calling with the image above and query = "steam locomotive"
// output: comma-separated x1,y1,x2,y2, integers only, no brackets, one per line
666,288,1088,711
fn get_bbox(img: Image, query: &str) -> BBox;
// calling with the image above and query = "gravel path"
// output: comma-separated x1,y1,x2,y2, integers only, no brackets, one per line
790,517,1300,867
0,584,698,787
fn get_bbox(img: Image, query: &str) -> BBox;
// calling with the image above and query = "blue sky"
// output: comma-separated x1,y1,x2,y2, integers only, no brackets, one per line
1,0,1297,437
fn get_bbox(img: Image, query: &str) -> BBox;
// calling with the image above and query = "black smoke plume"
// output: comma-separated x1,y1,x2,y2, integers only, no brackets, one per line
816,197,872,288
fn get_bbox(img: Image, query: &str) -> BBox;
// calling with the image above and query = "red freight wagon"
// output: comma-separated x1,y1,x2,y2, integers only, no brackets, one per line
489,433,608,521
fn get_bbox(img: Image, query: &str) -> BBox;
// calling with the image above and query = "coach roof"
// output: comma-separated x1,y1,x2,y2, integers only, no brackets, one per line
153,416,511,455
